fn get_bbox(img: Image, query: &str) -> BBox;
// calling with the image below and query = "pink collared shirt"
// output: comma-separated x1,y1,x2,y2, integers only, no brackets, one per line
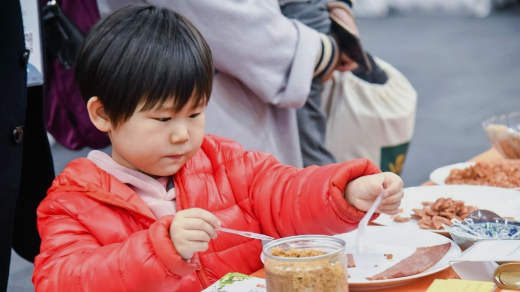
87,150,176,219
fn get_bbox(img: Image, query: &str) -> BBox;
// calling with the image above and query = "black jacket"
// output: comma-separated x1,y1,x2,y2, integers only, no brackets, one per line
0,0,54,290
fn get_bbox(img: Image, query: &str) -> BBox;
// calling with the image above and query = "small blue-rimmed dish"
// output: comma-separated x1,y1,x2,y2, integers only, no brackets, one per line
445,220,520,250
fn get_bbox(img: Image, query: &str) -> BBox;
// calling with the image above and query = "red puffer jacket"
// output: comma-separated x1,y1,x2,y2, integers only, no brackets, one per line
33,135,380,292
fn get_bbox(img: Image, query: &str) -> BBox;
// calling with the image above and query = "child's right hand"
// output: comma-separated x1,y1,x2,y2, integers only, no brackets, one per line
169,208,221,260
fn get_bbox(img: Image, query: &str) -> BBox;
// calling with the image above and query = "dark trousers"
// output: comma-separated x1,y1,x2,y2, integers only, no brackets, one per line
281,0,337,167
13,86,56,262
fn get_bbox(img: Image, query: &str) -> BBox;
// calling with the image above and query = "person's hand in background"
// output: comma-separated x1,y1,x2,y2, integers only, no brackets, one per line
336,53,359,72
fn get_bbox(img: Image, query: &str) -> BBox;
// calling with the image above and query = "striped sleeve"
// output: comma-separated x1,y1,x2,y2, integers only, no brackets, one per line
314,33,339,80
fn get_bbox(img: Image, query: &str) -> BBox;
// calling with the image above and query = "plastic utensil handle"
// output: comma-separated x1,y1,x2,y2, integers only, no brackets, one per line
356,190,384,255
218,227,274,241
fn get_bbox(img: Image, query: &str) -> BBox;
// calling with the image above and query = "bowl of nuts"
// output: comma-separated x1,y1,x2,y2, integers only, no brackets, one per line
410,197,476,231
482,112,520,159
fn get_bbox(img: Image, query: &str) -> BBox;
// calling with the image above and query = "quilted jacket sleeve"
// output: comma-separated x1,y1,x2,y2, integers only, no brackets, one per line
243,152,381,237
32,196,198,292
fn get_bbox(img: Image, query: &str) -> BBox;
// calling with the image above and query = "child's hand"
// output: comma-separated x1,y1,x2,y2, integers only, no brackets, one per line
344,172,404,215
170,208,221,260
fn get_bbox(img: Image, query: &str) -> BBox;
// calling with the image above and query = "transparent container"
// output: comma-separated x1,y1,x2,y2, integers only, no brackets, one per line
263,235,348,292
482,111,520,159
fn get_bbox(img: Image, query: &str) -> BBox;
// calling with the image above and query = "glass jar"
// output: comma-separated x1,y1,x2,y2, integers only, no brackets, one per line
263,235,348,292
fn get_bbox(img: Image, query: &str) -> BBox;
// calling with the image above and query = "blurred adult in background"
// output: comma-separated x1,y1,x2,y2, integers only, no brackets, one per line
280,0,390,167
0,0,55,290
281,0,353,166
97,0,354,167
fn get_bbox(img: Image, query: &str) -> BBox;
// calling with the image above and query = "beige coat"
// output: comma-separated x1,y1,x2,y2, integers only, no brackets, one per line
96,0,322,167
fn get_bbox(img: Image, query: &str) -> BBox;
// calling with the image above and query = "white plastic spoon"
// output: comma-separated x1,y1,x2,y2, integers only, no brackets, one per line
217,227,274,241
356,190,385,255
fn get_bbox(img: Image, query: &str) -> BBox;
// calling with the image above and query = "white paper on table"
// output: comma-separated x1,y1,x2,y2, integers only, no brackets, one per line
450,240,520,281
201,273,266,292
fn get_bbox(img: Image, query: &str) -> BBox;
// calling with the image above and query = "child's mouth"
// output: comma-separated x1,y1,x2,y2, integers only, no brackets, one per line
168,154,184,160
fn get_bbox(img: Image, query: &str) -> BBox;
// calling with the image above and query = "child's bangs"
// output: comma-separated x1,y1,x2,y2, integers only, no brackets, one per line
138,51,212,113
76,6,213,126
138,10,213,113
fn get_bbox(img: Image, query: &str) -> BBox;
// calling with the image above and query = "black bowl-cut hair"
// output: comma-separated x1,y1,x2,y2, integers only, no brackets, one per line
75,5,213,127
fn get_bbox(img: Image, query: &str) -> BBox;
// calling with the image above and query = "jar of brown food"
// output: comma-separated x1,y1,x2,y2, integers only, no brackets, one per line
263,235,348,292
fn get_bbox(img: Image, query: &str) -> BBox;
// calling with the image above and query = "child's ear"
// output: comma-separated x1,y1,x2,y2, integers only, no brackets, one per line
87,97,112,132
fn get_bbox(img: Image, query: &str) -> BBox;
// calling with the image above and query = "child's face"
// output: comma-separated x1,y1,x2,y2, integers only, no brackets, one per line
109,99,206,178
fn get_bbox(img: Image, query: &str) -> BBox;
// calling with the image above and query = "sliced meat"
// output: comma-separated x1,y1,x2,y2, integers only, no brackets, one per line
346,253,356,268
366,242,451,280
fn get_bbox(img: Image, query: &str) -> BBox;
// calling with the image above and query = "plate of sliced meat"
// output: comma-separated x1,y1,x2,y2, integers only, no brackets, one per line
334,226,461,290
372,185,520,234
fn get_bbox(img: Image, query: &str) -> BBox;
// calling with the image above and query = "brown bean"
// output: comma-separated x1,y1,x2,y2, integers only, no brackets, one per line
440,211,455,219
454,200,465,207
425,208,438,216
413,209,425,217
432,219,444,230
432,198,444,211
418,222,431,229
441,200,452,210
393,215,411,223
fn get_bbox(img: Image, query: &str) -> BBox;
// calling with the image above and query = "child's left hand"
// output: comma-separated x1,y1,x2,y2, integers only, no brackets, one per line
344,172,404,215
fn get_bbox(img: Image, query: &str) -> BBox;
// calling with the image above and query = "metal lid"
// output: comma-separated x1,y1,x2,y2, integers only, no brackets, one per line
494,262,520,290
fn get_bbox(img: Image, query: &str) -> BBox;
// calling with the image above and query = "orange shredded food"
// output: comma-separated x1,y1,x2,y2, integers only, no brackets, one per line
445,160,520,188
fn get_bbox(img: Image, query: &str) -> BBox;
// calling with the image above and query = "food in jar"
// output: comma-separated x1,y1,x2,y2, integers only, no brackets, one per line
445,160,520,188
366,243,450,280
265,246,348,292
484,124,520,159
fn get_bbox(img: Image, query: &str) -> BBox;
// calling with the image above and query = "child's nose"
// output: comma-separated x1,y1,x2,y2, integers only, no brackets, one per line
170,126,190,144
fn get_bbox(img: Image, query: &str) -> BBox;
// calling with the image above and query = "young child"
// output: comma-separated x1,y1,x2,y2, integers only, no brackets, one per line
33,5,404,292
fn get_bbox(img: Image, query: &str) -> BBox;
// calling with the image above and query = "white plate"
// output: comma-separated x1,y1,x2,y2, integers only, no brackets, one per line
429,162,475,185
334,226,461,290
373,185,520,234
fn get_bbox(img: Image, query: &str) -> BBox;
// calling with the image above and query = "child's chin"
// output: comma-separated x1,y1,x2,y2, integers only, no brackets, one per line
159,165,183,176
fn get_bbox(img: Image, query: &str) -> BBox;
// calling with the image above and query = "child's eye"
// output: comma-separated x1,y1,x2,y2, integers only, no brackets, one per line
189,113,201,118
155,118,171,122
